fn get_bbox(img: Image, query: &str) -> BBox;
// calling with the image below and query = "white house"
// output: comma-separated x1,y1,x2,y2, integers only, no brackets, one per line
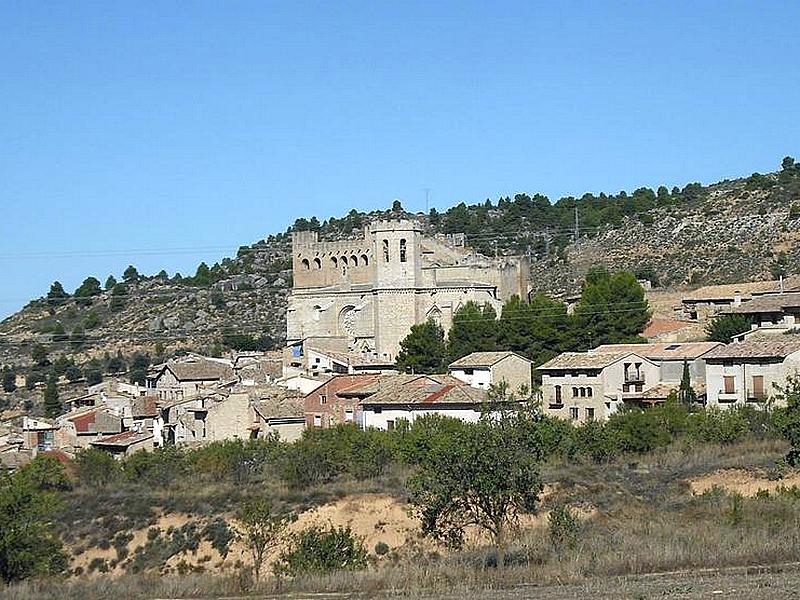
448,351,533,394
358,374,491,431
537,351,660,423
703,338,800,408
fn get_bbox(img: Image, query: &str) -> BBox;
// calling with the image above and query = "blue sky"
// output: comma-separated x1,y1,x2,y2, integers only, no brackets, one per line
1,1,799,319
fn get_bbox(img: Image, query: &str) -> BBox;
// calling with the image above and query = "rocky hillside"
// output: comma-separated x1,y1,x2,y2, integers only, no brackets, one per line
1,157,799,368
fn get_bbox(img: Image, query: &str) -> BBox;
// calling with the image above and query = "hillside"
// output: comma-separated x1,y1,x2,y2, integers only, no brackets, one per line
1,157,799,370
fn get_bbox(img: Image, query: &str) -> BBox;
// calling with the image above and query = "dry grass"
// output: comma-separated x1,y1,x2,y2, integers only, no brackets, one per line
7,439,799,599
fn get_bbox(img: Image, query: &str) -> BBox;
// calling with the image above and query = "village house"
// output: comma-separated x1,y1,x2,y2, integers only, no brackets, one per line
56,405,125,450
91,430,155,458
234,351,283,386
717,292,800,341
537,351,660,423
250,393,305,442
357,374,492,430
681,277,800,322
592,342,722,400
147,355,236,402
20,416,57,453
305,346,396,377
153,389,230,446
703,338,800,407
304,374,380,428
448,351,533,394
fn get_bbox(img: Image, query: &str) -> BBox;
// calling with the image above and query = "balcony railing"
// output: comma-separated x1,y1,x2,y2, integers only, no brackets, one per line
717,392,738,403
624,372,645,383
746,392,767,403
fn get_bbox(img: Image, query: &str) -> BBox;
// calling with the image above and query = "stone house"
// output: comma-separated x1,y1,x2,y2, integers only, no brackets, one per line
703,339,800,408
358,374,491,431
719,292,800,341
448,351,533,394
592,342,722,400
147,356,236,402
91,431,155,458
154,390,230,446
234,352,283,385
537,351,660,423
56,406,124,449
681,277,800,322
305,347,396,377
251,395,305,442
304,374,381,428
287,219,529,363
21,416,57,453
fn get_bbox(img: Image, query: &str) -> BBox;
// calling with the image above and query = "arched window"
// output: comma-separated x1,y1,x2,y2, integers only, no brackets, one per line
331,256,338,268
361,254,369,266
579,388,585,398
350,255,358,266
341,256,348,267
586,387,593,397
313,257,321,269
301,258,310,270
383,239,390,262
399,239,407,262
572,387,578,398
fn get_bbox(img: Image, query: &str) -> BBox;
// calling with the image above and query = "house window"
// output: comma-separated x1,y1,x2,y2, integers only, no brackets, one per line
373,406,382,414
383,239,390,262
387,420,395,431
464,368,474,375
569,407,579,420
313,257,321,269
301,258,310,270
752,375,765,399
572,387,579,397
723,375,736,394
400,239,407,262
586,407,595,420
554,385,562,403
320,394,327,405
313,414,322,427
586,387,593,398
345,409,354,422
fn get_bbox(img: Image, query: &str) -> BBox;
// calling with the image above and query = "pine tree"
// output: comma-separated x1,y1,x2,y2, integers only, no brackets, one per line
447,301,498,361
396,320,447,374
43,376,61,418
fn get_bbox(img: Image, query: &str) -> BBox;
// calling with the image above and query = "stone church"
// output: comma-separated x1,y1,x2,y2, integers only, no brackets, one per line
286,219,529,362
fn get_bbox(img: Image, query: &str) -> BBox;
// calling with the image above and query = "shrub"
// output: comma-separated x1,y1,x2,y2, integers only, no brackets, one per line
75,449,121,488
275,525,367,577
548,504,581,552
374,541,390,556
202,518,234,558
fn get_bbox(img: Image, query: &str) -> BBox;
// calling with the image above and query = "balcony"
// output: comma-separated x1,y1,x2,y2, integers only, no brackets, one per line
746,392,767,403
717,392,739,404
548,402,564,410
624,372,645,384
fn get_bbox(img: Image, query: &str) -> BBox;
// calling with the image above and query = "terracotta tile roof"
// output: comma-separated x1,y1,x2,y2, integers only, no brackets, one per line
594,342,722,361
252,396,304,419
537,351,640,370
69,409,99,434
643,318,695,338
361,374,488,406
449,351,531,369
91,430,153,448
682,277,800,302
703,339,800,360
161,359,235,382
132,396,158,418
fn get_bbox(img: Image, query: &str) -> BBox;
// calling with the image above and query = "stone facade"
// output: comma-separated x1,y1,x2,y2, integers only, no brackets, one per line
287,219,529,361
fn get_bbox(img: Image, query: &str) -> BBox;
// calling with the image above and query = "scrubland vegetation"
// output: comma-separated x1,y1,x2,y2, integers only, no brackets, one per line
4,391,800,598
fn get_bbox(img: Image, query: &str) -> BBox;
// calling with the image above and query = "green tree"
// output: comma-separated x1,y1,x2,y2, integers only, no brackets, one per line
573,269,650,348
772,375,800,465
70,325,86,349
110,282,127,312
2,366,17,393
129,353,150,385
678,360,698,404
74,276,102,299
705,314,753,343
395,320,448,374
276,525,367,577
75,448,121,487
104,274,117,290
407,414,543,567
0,464,67,582
236,497,290,583
447,301,498,361
497,294,571,367
46,281,69,305
771,252,789,280
43,375,61,418
122,265,140,283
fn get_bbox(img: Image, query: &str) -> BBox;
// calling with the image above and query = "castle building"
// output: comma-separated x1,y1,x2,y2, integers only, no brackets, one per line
286,219,529,362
